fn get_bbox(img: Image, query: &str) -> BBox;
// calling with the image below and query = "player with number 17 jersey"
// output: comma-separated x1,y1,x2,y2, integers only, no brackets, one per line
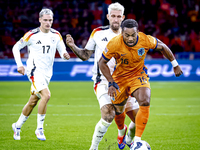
13,27,67,80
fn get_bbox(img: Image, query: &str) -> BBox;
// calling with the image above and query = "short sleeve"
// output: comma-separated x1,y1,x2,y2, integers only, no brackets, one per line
102,40,116,61
147,35,158,50
85,29,96,50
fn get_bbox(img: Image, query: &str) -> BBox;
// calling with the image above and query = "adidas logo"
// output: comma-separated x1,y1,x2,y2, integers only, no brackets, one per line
102,37,108,41
36,40,41,44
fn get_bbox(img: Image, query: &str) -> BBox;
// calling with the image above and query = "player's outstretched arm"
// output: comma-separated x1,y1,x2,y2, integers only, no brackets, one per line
156,39,183,77
66,34,94,61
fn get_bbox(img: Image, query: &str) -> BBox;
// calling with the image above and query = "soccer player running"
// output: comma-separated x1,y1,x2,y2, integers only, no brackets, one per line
66,2,138,149
12,8,70,141
99,19,183,149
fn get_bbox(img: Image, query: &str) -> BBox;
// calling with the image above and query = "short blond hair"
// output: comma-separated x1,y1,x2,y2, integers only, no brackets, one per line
39,8,53,18
108,2,124,16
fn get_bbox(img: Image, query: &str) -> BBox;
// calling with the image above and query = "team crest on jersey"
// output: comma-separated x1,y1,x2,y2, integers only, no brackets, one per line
138,48,145,56
51,37,56,44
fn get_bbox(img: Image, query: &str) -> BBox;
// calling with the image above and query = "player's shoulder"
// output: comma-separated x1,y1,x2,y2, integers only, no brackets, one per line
139,32,155,39
91,25,110,36
50,28,60,34
107,34,122,48
50,28,63,40
23,27,40,41
138,32,148,38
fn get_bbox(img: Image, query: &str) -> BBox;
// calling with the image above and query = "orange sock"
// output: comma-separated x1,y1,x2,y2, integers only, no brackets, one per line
114,112,126,130
135,106,150,137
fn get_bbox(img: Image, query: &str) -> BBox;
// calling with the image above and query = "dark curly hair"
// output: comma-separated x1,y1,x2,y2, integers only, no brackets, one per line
121,19,138,31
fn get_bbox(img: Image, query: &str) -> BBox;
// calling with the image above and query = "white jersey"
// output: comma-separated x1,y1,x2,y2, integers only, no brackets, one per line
12,27,67,79
85,26,121,82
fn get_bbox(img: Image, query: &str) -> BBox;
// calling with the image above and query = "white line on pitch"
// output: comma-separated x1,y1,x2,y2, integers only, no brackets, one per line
0,113,94,116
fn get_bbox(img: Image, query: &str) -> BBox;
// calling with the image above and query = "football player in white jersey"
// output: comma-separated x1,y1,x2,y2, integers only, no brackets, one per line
66,2,138,149
12,8,70,141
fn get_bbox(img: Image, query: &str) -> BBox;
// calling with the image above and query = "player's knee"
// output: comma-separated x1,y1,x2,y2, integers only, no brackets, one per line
140,98,150,106
101,104,115,122
139,94,150,106
41,91,51,102
44,93,51,102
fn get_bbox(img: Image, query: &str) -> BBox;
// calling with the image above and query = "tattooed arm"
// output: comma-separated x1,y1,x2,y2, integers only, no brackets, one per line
66,34,94,61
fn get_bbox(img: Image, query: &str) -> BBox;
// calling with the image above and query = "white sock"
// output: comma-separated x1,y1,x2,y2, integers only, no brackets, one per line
126,122,135,145
134,136,141,142
37,114,46,129
16,113,29,128
89,118,112,149
118,126,126,136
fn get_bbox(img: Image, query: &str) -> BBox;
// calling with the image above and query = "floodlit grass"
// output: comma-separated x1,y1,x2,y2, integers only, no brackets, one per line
0,81,200,150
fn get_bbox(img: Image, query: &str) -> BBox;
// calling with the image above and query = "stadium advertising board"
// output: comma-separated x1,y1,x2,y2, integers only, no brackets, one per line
0,59,200,81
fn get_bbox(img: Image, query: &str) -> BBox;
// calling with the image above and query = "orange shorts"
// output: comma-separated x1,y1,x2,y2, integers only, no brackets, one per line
112,74,150,104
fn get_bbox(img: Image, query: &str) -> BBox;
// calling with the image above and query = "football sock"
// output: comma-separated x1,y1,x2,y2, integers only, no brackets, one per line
115,111,126,130
126,122,135,145
115,112,126,136
135,106,150,137
37,114,46,129
16,113,29,128
90,118,111,149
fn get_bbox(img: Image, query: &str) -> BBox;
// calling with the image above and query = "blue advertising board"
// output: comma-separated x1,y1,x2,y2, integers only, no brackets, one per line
0,59,200,81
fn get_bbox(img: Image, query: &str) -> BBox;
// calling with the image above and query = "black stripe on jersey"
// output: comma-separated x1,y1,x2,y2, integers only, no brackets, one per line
50,28,59,34
30,27,40,34
30,60,36,77
95,62,102,84
95,25,109,31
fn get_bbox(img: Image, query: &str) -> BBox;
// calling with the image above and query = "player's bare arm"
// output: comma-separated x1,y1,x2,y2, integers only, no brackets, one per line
156,39,183,77
99,56,119,98
66,34,94,61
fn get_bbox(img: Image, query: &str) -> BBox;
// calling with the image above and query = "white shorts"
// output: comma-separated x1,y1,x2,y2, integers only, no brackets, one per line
125,97,139,113
28,71,50,98
94,79,139,111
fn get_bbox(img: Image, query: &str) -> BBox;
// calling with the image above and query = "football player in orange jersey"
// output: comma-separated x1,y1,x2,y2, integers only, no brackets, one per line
99,19,183,149
66,3,139,149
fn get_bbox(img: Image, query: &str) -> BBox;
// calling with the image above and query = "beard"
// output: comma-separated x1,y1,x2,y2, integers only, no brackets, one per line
110,23,120,31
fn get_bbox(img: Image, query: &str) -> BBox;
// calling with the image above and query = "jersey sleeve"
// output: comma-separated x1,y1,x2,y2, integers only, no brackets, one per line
147,35,158,50
102,40,116,61
56,32,67,59
12,31,32,67
84,29,96,50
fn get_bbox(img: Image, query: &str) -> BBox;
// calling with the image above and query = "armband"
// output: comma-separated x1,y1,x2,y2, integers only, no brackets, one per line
171,59,179,67
108,82,119,90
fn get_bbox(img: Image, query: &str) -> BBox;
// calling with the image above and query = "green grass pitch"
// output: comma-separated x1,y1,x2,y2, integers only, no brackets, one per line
0,81,200,150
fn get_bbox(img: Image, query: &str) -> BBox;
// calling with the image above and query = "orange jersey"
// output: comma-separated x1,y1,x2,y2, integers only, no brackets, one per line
102,32,158,81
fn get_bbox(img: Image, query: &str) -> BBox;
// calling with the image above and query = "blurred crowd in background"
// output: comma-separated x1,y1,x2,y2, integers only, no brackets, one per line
0,0,200,59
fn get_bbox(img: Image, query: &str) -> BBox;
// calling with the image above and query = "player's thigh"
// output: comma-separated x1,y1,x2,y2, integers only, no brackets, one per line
112,83,129,105
129,75,151,105
94,80,112,109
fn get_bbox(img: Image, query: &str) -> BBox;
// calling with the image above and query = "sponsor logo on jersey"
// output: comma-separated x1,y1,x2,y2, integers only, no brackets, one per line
138,48,145,56
36,40,42,44
102,37,108,41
